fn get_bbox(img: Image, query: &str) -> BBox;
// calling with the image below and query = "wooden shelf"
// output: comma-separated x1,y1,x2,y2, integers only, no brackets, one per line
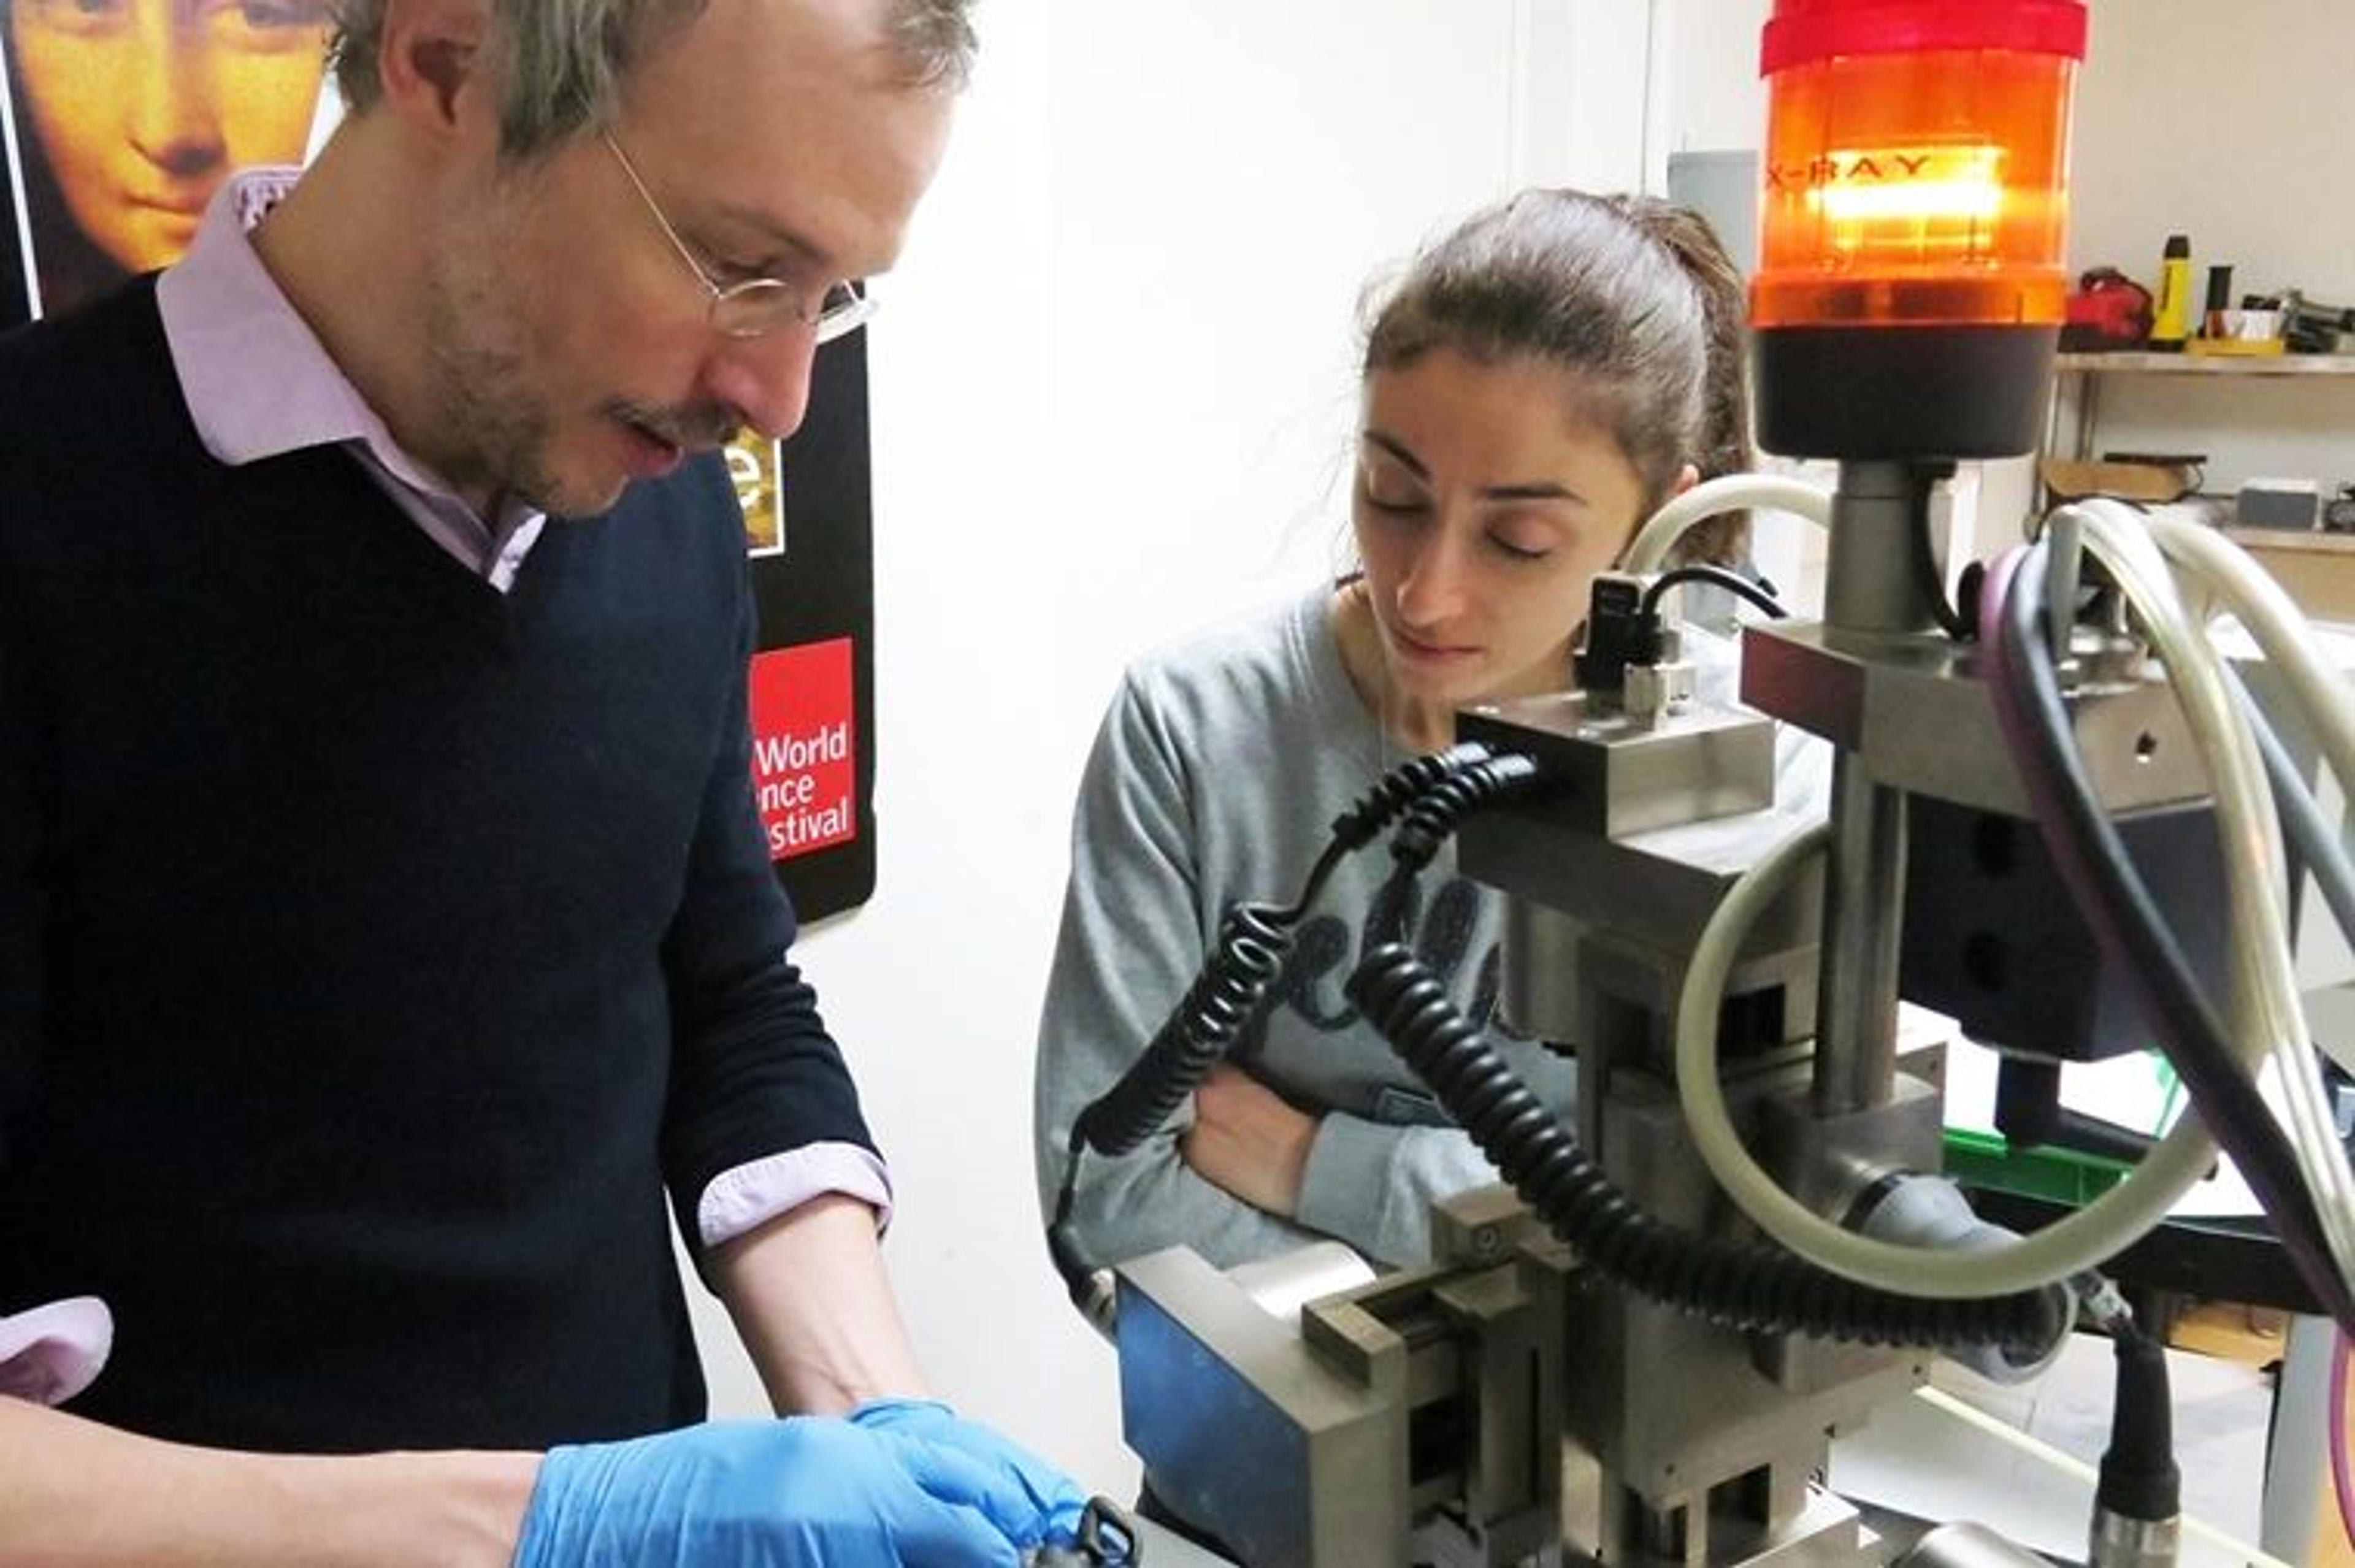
2058,351,2355,377
2224,526,2355,556
2047,352,2355,470
2217,527,2355,621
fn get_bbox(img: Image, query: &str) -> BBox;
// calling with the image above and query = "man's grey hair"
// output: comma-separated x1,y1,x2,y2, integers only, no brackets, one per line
327,0,976,158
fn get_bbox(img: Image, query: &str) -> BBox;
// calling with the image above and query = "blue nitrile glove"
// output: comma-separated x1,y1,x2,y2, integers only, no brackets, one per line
511,1417,1035,1567
848,1398,1091,1548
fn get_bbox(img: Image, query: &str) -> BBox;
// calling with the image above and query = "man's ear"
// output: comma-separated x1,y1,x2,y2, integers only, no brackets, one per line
374,0,494,132
1669,461,1701,499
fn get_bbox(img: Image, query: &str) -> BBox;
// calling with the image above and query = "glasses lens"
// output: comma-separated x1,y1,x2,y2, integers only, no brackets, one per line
709,278,798,340
709,280,875,343
811,283,876,346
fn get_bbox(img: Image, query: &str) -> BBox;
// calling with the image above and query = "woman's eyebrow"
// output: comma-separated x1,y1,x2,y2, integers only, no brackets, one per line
1484,480,1584,505
1365,428,1588,507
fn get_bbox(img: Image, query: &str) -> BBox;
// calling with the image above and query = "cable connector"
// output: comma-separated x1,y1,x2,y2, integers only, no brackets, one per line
2069,1269,2133,1336
1624,651,1694,723
1572,572,1665,697
2088,1328,2181,1567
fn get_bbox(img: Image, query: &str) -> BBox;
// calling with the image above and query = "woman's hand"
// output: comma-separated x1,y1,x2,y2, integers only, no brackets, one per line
1180,1063,1319,1217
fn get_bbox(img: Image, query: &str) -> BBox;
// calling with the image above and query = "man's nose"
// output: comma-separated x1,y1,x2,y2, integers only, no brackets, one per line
703,327,820,443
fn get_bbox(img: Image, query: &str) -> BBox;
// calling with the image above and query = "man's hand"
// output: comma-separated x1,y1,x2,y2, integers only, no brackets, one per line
511,1414,1076,1567
1180,1062,1318,1216
847,1400,1089,1544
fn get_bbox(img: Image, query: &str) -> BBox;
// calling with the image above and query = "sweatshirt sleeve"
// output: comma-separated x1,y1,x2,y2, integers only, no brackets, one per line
1292,1109,1513,1269
1033,673,1328,1274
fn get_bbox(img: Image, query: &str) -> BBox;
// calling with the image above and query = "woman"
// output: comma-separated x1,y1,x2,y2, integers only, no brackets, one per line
1033,189,1810,1293
4,0,331,316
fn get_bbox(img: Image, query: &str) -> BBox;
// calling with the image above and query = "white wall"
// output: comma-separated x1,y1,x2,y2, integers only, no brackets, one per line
1645,0,1767,186
681,1,1652,1496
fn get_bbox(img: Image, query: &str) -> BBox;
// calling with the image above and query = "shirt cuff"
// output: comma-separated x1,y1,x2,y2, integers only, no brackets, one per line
695,1141,895,1249
0,1297,113,1407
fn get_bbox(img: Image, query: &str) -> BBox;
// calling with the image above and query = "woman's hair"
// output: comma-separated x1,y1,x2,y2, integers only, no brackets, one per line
1360,188,1752,566
326,0,977,158
1607,194,1753,566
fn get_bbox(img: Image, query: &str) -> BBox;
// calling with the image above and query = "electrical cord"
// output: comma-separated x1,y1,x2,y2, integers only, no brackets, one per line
1622,469,1956,636
2091,1325,2181,1548
2149,508,2355,822
1044,742,1508,1314
2335,1331,2355,1557
2066,504,2355,1293
1385,751,1542,873
1636,564,1789,624
1288,741,1499,920
1907,470,1975,641
2230,659,2355,969
1671,814,2218,1299
1067,742,1495,1163
1338,750,2063,1352
1985,540,2355,1329
1345,941,2065,1351
1909,1385,2292,1568
2149,505,2355,1264
1621,473,1832,576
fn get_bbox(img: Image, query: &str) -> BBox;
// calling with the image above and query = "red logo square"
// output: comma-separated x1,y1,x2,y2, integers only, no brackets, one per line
747,639,856,861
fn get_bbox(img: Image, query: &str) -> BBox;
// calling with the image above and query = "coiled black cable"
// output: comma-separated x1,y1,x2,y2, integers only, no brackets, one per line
1071,742,1503,1161
1390,751,1543,872
1047,741,1511,1314
1071,899,1296,1160
1346,943,2069,1353
1320,741,1498,892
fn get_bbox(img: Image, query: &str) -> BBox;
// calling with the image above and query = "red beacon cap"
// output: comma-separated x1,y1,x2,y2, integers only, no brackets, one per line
1761,0,2086,75
1750,0,2089,457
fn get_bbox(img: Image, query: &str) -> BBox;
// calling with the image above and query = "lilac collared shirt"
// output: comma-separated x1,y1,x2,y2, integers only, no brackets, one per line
1,169,888,1405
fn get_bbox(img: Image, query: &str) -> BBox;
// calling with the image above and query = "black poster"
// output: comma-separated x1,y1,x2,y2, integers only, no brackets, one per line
738,342,880,922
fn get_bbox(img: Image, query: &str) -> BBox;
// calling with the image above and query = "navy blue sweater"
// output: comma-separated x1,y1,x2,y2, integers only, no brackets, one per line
0,280,874,1452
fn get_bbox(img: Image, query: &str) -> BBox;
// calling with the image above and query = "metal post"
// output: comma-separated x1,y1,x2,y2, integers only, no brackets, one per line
1813,462,1942,1115
1815,754,1907,1115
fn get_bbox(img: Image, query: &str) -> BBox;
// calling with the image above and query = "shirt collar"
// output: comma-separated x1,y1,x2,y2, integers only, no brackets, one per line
155,167,542,542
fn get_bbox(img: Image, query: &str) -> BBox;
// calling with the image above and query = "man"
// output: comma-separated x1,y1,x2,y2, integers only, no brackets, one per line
0,1,1086,1561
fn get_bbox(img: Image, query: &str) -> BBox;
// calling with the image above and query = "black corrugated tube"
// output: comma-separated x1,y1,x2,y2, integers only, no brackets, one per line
1346,941,2069,1353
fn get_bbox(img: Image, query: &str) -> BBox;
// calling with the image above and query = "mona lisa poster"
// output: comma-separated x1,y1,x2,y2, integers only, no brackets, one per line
0,2,879,918
1,0,333,322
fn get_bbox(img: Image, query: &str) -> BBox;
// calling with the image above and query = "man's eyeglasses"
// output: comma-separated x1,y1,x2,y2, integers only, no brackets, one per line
599,130,875,345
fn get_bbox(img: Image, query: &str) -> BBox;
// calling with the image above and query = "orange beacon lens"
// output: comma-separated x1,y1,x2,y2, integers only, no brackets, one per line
1751,0,2086,460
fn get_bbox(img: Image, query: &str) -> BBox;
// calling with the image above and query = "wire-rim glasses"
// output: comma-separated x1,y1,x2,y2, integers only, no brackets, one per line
599,129,875,345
